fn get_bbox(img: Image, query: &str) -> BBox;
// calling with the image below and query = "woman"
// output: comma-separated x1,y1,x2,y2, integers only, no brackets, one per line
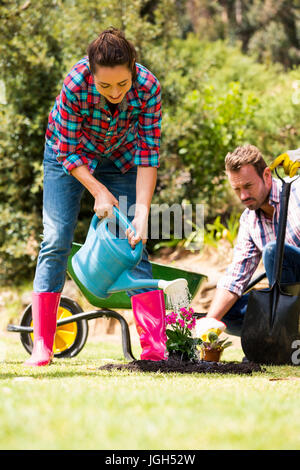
25,28,163,366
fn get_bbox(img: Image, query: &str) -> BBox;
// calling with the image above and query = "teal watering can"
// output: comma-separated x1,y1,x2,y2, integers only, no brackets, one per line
71,207,187,299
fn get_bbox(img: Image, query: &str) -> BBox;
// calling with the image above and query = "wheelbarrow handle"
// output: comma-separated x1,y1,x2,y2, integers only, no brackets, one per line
243,272,267,294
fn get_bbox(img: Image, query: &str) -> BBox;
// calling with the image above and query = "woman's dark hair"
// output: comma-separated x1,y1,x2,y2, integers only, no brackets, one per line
87,27,137,80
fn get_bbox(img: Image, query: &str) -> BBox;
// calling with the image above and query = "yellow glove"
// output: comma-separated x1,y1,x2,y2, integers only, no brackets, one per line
269,149,300,177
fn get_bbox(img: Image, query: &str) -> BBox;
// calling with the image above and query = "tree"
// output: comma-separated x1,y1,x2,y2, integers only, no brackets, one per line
0,0,299,284
186,0,300,68
0,0,186,283
0,0,64,283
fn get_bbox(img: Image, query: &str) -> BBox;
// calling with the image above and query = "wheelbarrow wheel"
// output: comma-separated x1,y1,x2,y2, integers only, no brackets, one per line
20,296,89,359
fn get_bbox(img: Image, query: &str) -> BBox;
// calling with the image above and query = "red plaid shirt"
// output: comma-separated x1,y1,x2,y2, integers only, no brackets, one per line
45,57,161,174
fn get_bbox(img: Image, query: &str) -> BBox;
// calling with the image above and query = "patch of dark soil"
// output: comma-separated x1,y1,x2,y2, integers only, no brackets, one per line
99,357,263,375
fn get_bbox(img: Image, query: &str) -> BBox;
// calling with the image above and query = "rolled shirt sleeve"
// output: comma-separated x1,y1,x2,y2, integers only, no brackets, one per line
134,81,161,168
54,84,89,174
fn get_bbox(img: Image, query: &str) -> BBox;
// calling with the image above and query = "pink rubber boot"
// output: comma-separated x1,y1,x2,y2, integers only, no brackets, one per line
24,292,61,367
131,290,168,361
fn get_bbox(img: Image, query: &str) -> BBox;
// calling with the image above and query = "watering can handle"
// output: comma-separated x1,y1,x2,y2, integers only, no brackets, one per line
112,206,137,234
91,207,137,234
113,207,144,255
91,207,143,253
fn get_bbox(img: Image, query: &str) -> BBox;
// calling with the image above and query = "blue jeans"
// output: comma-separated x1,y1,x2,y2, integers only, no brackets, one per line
223,241,300,336
33,143,153,295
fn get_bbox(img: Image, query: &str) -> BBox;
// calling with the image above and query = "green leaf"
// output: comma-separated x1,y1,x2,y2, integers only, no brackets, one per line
166,329,179,341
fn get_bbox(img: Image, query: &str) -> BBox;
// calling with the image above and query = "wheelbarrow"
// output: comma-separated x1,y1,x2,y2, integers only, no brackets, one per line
7,241,207,361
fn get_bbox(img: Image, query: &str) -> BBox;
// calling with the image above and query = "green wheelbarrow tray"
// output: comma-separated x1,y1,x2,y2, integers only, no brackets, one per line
67,243,205,310
8,242,207,361
64,242,207,360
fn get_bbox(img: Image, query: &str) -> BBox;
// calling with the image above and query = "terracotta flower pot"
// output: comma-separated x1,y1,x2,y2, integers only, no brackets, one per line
201,348,222,362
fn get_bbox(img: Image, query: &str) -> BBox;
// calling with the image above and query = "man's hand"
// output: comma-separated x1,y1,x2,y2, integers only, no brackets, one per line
195,316,226,338
269,149,300,177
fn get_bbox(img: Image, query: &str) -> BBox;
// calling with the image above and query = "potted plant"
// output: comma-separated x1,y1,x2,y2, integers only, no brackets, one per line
165,307,202,361
199,329,232,362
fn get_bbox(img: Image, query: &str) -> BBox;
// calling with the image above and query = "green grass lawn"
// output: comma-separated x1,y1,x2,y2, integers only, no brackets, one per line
0,334,299,450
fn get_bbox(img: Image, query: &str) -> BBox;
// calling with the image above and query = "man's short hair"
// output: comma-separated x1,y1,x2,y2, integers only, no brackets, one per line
225,144,267,178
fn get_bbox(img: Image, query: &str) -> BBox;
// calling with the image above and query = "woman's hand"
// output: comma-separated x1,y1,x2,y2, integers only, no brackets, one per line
70,165,119,217
126,209,148,249
93,187,119,218
126,211,148,248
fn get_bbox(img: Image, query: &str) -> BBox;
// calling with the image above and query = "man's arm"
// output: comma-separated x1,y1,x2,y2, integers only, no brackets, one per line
206,288,239,321
196,211,261,336
195,288,239,337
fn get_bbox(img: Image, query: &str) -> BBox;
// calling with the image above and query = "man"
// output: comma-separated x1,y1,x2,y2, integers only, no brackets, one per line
196,145,300,337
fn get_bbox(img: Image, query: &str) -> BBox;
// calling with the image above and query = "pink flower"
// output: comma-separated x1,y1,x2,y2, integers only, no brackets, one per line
180,307,194,318
181,307,191,317
178,318,185,328
166,312,177,324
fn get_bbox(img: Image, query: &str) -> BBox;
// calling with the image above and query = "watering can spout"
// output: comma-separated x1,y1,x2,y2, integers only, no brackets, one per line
107,274,188,296
107,270,160,294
